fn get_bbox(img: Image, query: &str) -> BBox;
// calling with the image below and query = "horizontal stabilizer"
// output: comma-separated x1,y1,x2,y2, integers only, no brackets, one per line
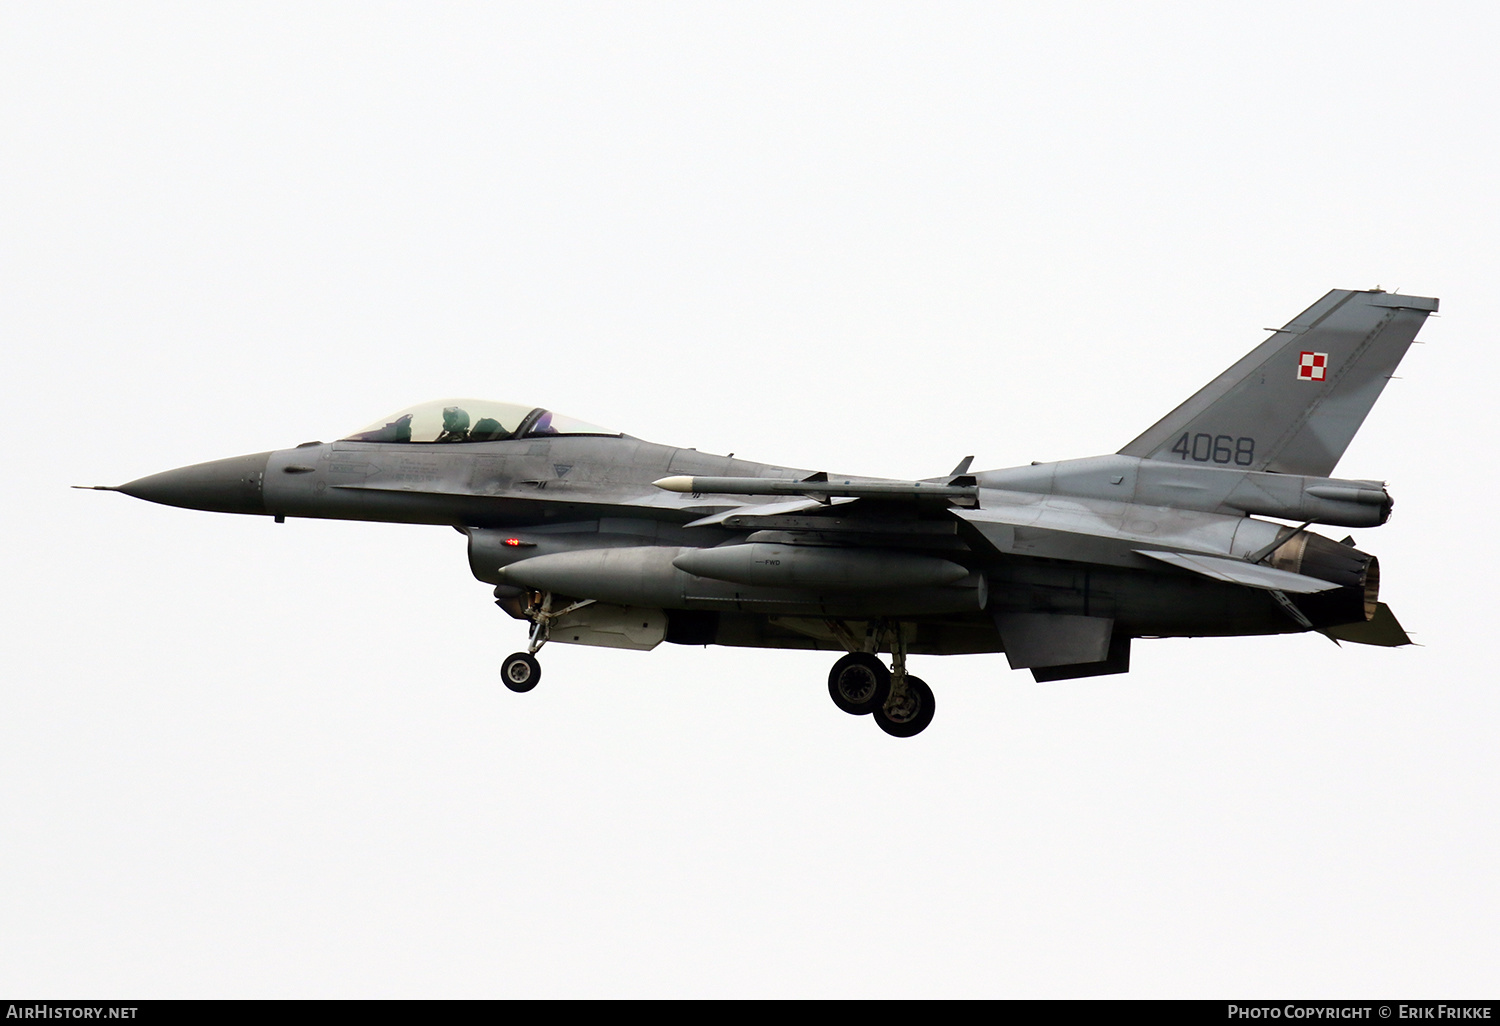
1134,549,1339,594
1321,603,1412,646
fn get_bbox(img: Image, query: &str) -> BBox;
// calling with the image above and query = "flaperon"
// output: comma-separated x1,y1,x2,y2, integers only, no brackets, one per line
86,288,1434,737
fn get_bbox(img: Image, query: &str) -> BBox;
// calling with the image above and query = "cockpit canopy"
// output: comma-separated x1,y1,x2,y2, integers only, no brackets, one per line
344,400,618,444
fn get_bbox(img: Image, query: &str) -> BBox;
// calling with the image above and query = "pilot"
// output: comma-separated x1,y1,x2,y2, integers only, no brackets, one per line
468,416,509,442
436,406,471,443
352,413,413,443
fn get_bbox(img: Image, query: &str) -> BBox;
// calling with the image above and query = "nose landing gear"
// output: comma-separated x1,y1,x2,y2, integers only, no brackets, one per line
500,591,595,693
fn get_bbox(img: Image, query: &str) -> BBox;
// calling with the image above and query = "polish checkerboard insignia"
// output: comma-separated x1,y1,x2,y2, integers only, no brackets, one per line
1297,351,1328,382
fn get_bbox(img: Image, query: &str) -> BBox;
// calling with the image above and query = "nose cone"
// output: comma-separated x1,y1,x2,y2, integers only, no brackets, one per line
117,452,272,515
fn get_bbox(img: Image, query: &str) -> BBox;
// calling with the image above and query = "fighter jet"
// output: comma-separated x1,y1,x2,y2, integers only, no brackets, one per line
86,288,1434,737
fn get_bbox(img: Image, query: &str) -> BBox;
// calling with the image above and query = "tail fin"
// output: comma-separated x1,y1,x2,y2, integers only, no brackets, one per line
1119,289,1437,476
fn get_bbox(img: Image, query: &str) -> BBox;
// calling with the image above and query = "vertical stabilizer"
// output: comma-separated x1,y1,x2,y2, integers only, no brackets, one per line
1119,290,1436,476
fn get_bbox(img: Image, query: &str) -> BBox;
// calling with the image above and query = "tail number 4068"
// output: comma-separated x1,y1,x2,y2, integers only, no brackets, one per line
1171,433,1255,465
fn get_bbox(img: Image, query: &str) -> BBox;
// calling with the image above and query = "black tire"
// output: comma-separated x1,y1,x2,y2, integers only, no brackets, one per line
501,652,541,693
874,675,935,737
827,652,891,715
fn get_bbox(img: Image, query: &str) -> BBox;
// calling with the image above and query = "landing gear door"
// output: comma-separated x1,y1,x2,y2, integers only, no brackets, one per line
551,605,667,650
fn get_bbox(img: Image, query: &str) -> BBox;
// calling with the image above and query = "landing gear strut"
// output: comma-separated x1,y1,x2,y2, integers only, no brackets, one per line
824,620,936,737
500,591,594,694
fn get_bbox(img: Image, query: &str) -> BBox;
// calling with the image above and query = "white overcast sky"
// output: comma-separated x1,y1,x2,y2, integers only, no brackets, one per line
3,1,1498,998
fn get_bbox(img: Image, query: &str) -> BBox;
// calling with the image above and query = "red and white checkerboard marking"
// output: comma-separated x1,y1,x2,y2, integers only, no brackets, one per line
1298,351,1328,381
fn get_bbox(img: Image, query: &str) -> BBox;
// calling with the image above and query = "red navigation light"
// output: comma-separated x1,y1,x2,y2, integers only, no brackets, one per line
504,537,523,547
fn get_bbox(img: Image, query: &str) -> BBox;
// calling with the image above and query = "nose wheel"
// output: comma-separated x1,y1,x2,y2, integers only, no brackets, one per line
501,652,541,692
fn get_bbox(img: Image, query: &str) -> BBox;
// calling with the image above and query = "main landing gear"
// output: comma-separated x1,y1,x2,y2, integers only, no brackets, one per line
499,591,595,694
825,621,936,737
